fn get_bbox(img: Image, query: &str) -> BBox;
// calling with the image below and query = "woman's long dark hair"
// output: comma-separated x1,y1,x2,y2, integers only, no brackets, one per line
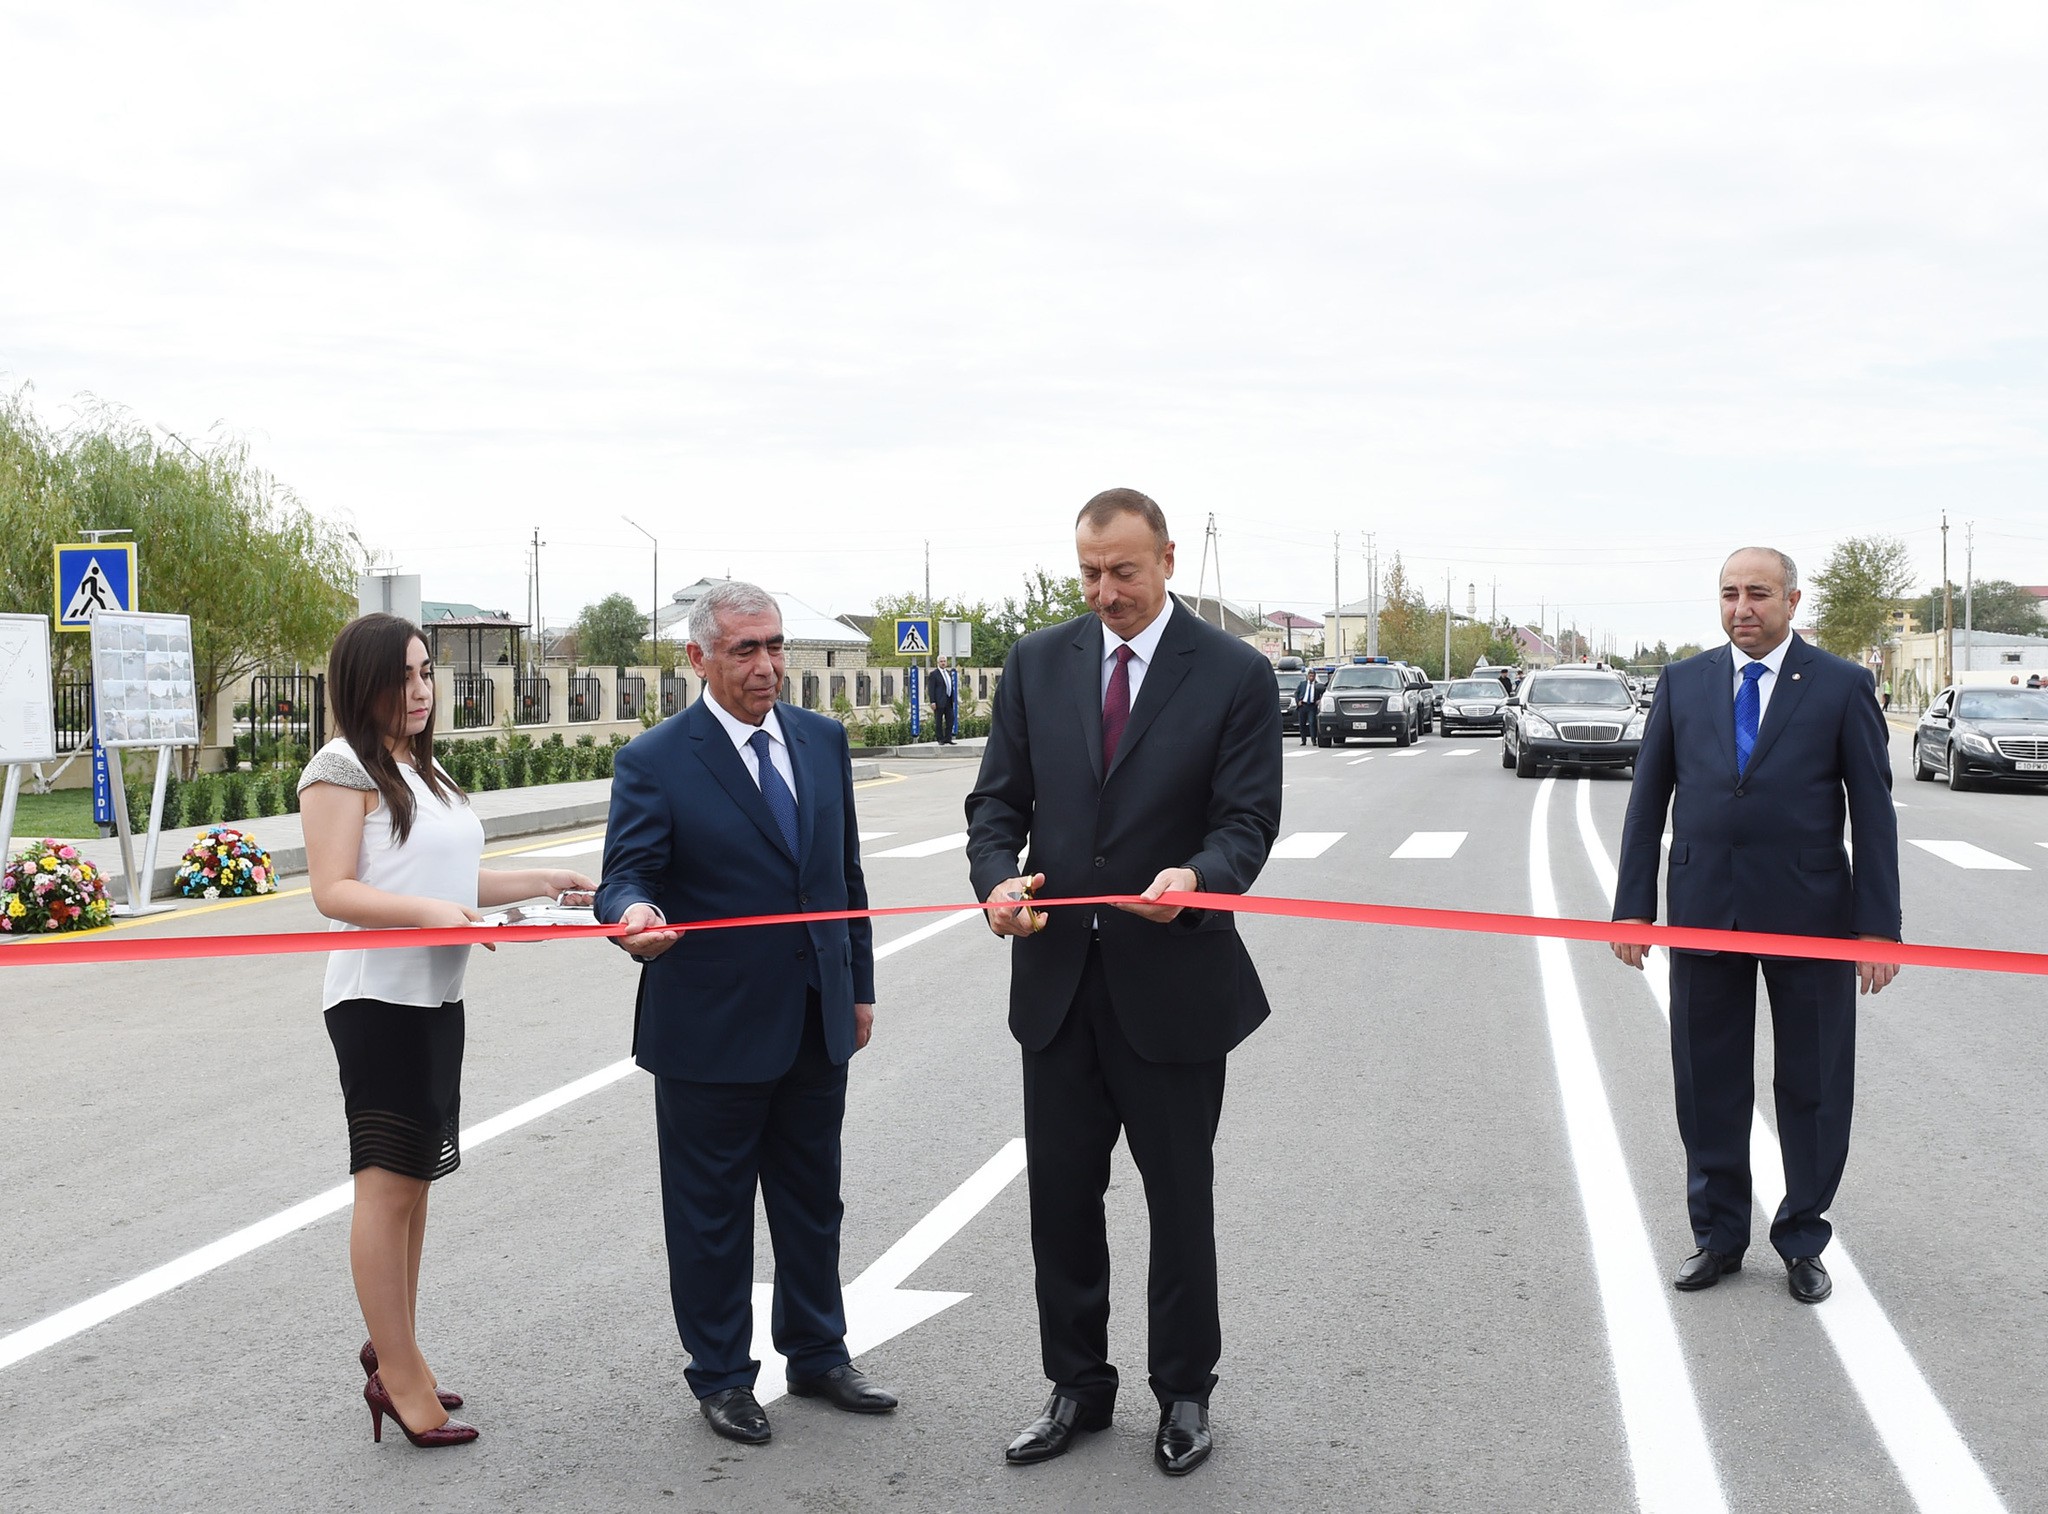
327,613,460,844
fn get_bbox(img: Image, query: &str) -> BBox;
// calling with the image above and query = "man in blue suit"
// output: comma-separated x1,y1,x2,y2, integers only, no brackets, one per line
598,580,896,1444
1612,548,1901,1305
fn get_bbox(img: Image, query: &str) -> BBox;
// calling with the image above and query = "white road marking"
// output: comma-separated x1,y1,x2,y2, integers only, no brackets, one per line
1573,781,2009,1514
1346,754,1375,766
1529,777,1727,1513
501,831,606,858
1444,748,1479,757
857,830,896,842
1390,831,1467,859
869,831,969,859
752,1139,1027,1405
1907,839,2029,871
1387,749,1424,758
1284,748,1318,758
0,903,980,1374
1268,831,1345,860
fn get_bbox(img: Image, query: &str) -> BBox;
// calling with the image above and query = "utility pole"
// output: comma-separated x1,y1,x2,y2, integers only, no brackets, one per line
1443,569,1453,680
1963,520,1975,672
531,527,545,667
1332,532,1343,658
1941,512,1952,690
1193,513,1226,628
622,515,658,662
1364,532,1379,659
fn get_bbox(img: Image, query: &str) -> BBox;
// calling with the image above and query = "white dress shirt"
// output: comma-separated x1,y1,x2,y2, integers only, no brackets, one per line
1101,595,1175,706
1730,633,1794,728
703,691,798,802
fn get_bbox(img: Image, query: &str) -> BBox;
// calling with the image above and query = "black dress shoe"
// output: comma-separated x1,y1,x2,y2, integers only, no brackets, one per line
1004,1393,1113,1465
787,1363,898,1414
1154,1400,1212,1477
1673,1248,1742,1292
700,1387,771,1444
1786,1255,1833,1304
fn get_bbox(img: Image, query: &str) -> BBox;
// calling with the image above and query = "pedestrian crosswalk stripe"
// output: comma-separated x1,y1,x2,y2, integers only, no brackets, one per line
869,831,967,859
1444,748,1479,757
1346,754,1374,765
857,831,895,842
1391,831,1467,859
1907,839,2029,871
1268,831,1344,859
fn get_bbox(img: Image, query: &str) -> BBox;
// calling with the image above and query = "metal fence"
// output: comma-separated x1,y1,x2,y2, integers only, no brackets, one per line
451,673,495,730
55,679,93,751
567,675,601,722
661,674,687,718
247,672,328,755
513,675,551,725
616,674,647,723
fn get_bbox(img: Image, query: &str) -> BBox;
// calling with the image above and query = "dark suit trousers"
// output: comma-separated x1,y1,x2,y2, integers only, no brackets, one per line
1022,941,1227,1411
653,992,850,1397
1669,951,1856,1261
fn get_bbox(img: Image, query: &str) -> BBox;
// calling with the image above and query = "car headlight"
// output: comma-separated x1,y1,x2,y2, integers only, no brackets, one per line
1387,694,1405,711
1522,713,1557,738
1624,714,1646,739
1957,730,1995,754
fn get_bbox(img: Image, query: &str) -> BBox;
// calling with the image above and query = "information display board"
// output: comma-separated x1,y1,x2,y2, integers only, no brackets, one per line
0,613,57,763
88,610,200,748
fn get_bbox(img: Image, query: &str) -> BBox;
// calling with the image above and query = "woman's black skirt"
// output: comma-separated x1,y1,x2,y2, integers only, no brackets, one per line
323,998,465,1180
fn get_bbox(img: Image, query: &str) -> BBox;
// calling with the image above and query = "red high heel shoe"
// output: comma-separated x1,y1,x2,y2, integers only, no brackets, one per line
361,1340,463,1409
364,1371,479,1448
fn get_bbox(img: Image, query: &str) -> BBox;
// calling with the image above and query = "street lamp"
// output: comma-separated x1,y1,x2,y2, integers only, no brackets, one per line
622,515,658,662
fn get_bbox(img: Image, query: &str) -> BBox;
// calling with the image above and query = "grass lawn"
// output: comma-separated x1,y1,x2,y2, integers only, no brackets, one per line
5,788,100,842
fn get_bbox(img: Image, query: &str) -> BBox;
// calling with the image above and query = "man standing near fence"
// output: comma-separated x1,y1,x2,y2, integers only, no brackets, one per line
931,655,957,745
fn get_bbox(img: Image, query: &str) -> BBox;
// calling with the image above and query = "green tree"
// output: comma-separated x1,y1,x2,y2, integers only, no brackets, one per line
1,388,358,768
576,592,648,667
980,569,1087,667
1906,579,2044,638
1810,535,1913,658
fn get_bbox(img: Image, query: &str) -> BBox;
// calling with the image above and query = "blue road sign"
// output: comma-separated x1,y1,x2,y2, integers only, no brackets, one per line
894,618,931,656
91,700,112,827
54,543,136,631
909,665,922,740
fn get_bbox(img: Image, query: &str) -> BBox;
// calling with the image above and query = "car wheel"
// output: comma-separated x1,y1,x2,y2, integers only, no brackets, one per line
1394,720,1411,748
1317,728,1330,748
1438,720,1450,737
1515,744,1540,778
1912,742,1933,781
1947,745,1972,792
1501,739,1515,769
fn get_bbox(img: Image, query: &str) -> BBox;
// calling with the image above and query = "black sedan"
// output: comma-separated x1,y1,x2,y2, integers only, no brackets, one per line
1912,685,2048,791
1502,669,1643,777
1436,677,1510,736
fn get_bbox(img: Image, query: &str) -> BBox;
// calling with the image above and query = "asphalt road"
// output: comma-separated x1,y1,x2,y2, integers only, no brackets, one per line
2,729,2042,1513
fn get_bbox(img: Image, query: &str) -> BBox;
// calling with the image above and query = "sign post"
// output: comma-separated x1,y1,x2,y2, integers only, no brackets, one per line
908,665,922,741
56,541,138,838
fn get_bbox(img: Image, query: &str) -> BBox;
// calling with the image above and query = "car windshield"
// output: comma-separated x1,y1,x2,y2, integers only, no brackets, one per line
1330,667,1403,690
1527,677,1632,708
1446,680,1501,698
1957,690,2048,720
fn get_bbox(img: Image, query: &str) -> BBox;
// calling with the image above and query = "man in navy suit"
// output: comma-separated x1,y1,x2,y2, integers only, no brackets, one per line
598,580,897,1444
1611,548,1901,1305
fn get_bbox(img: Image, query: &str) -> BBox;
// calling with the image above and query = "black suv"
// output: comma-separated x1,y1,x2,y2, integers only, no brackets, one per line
1317,663,1424,746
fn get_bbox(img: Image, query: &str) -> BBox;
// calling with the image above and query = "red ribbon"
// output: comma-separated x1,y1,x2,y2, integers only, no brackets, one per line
2,892,2046,977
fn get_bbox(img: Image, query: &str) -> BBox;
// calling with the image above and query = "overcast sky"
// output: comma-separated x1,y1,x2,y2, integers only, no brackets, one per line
5,1,2045,651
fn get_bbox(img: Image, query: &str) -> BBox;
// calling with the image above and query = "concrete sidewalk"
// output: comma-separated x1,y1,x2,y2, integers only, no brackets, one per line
13,760,882,901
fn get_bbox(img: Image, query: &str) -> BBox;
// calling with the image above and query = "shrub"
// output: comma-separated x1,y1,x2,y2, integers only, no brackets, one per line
221,771,251,822
279,766,304,813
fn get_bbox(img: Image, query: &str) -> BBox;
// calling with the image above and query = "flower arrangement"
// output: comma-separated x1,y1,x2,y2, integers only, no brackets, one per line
2,840,113,934
175,825,274,900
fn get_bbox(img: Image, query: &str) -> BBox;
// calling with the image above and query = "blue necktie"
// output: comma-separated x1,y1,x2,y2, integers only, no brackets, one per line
747,730,800,859
1734,661,1766,774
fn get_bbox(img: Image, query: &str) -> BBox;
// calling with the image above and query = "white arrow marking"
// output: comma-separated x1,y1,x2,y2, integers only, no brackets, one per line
751,1139,1027,1404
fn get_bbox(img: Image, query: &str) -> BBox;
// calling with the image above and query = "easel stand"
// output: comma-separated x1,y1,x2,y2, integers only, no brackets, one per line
103,744,174,917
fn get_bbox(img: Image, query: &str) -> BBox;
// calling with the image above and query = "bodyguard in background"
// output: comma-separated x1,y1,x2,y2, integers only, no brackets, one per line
1611,548,1900,1305
931,655,958,745
967,489,1282,1477
1294,670,1319,744
598,580,897,1445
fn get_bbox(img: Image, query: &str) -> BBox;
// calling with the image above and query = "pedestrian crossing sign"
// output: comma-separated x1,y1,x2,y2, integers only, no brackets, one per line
894,618,931,656
54,543,136,631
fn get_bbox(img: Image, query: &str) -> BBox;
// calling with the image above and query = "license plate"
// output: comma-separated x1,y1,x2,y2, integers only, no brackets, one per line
2018,760,2048,772
1352,720,1370,730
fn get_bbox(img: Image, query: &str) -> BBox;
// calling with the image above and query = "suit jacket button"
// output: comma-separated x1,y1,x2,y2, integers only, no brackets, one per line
1094,856,1106,867
800,894,810,906
1734,788,1744,797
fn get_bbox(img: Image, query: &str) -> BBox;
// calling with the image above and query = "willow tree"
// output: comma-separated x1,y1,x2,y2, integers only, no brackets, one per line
0,388,359,762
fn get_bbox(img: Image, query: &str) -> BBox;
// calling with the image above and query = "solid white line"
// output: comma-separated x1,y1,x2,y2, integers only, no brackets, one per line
1390,830,1467,860
1269,831,1345,860
1906,839,2029,871
855,1138,1027,1292
870,831,968,859
0,904,981,1374
1529,777,1728,1514
1572,781,2008,1514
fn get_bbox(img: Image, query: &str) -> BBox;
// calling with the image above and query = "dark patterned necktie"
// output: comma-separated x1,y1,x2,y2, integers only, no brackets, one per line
747,730,800,858
1102,645,1135,769
1734,661,1766,774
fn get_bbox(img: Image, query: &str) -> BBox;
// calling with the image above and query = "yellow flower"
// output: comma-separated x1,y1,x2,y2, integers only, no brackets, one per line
6,898,22,917
40,857,57,872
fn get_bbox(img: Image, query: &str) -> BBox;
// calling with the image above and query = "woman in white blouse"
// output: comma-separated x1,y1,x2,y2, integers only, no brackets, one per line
302,614,592,1449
